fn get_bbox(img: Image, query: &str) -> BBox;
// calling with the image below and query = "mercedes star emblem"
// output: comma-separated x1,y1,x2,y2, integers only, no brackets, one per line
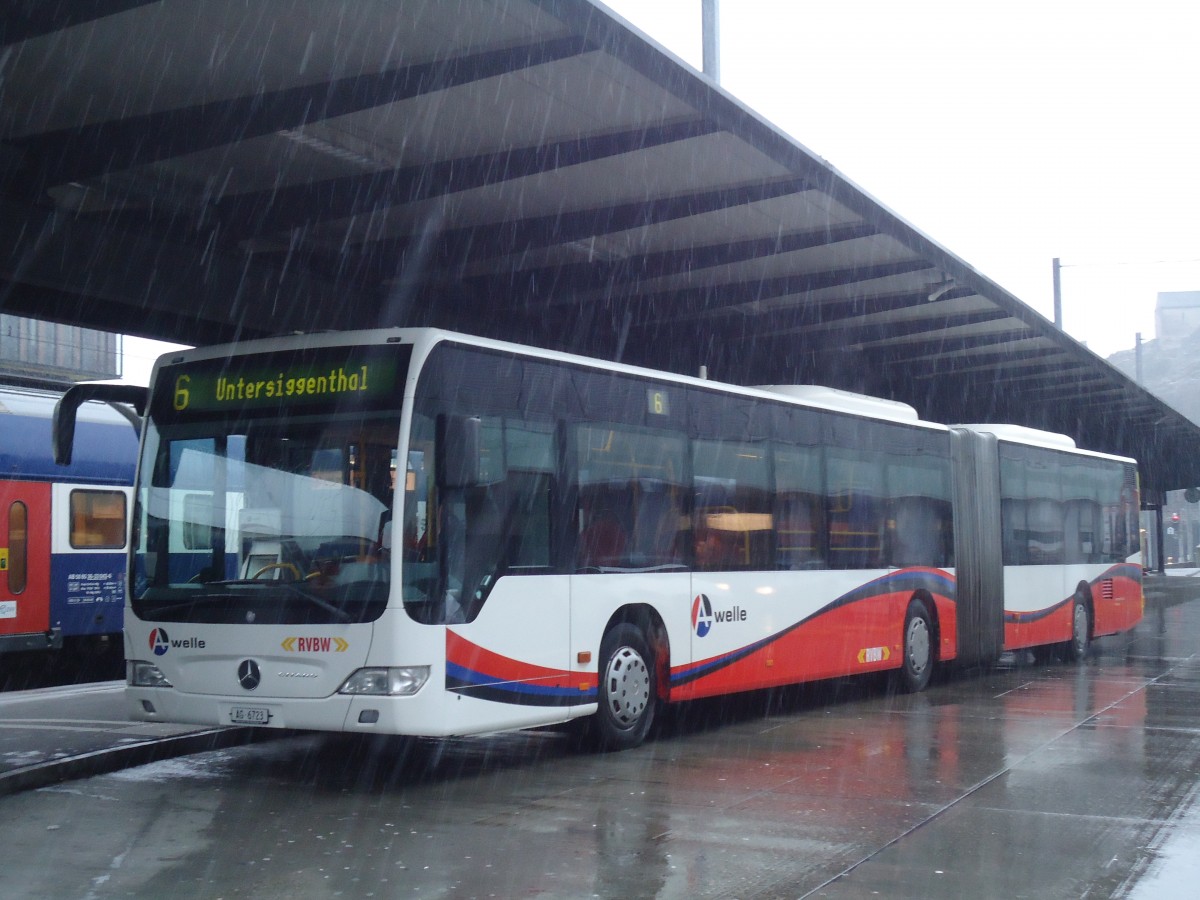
237,659,261,691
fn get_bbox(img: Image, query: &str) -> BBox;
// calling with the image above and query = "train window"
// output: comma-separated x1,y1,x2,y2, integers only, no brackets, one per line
70,490,128,549
7,501,27,593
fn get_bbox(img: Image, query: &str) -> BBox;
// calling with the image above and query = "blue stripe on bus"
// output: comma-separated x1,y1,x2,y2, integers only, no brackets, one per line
446,662,594,706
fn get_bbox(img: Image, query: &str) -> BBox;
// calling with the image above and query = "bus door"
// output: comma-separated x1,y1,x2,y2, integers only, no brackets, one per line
0,481,53,650
430,414,575,711
570,424,690,703
571,478,689,705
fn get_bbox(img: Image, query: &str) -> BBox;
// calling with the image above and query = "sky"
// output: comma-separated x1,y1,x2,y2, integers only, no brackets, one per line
119,335,186,385
602,0,1200,358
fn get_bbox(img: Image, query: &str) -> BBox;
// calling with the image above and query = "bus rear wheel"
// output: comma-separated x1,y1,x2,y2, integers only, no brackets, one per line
594,623,656,751
1064,594,1091,662
897,599,934,693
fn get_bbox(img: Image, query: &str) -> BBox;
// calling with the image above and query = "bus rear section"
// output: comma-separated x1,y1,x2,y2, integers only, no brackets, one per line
952,425,1142,662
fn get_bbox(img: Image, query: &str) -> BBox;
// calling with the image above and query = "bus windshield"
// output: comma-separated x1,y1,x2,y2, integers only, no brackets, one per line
132,411,399,625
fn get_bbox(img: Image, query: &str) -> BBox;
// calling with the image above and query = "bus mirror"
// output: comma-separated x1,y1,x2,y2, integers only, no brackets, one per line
438,415,483,489
53,383,148,466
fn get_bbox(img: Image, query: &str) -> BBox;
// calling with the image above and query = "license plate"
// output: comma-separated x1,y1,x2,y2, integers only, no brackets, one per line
229,706,272,726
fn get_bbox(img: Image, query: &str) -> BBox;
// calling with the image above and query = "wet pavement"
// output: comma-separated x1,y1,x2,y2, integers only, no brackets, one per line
0,581,1198,898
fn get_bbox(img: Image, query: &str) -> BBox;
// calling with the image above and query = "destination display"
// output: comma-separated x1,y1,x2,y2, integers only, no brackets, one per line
150,345,412,421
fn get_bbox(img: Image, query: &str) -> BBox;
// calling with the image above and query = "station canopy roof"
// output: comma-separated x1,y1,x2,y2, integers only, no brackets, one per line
2,0,1198,494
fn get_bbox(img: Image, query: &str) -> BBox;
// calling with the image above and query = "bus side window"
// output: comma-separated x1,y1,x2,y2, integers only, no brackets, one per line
574,424,686,571
450,419,556,620
501,426,555,570
885,454,953,568
1001,449,1064,566
578,507,627,568
774,444,826,570
692,437,772,571
826,451,885,569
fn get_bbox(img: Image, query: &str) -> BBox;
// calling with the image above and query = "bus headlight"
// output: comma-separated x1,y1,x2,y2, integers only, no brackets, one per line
338,666,430,696
128,660,173,688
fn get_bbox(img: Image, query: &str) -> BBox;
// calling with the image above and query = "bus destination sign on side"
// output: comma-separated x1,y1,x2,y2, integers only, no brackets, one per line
154,346,411,420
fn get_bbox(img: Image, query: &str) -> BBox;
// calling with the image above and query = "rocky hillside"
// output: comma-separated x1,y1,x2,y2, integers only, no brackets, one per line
1107,332,1200,426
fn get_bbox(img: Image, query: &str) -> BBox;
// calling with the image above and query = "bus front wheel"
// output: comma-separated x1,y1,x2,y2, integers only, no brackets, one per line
594,623,656,751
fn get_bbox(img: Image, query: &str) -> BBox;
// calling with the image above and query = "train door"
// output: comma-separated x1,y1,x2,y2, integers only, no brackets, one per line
0,481,53,650
50,484,130,640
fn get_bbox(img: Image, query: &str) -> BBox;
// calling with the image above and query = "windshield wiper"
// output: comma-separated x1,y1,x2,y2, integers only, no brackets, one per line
208,579,355,623
274,582,354,623
148,591,237,605
162,579,355,623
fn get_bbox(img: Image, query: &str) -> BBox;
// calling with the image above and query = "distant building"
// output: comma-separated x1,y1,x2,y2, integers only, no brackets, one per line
0,315,120,385
1156,291,1200,342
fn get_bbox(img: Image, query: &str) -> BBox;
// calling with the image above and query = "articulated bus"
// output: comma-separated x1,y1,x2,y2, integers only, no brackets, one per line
2,386,137,658
54,329,1142,749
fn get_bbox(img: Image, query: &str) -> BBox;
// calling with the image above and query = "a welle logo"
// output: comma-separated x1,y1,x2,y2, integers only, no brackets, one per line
691,594,747,638
148,627,205,655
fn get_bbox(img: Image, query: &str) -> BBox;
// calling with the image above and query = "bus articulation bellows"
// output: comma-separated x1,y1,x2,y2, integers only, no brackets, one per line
55,329,1143,749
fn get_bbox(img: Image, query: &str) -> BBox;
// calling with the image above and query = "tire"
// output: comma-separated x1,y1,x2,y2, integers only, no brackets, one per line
897,599,934,693
594,623,656,751
1063,594,1091,662
1031,643,1059,664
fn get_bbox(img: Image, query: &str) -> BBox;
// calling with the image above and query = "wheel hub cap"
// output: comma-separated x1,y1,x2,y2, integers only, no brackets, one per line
907,618,930,674
605,646,650,726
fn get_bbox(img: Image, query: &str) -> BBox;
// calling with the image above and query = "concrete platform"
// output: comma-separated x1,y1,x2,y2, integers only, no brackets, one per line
0,681,262,796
